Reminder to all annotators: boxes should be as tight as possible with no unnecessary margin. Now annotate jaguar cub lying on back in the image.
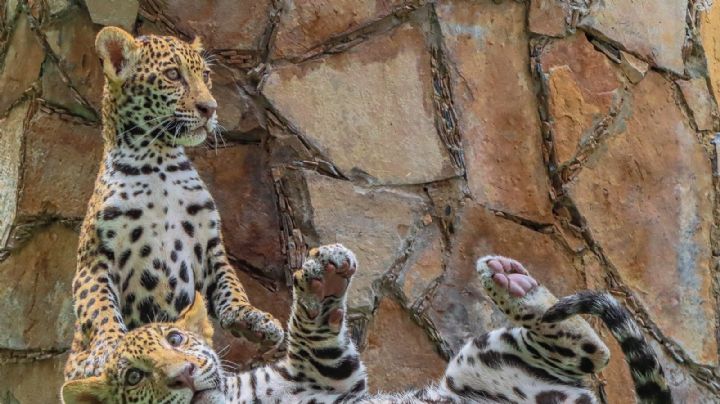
[65,27,282,379]
[62,245,672,403]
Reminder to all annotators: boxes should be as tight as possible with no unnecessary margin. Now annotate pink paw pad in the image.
[487,257,538,297]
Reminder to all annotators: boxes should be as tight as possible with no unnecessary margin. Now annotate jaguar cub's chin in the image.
[190,389,225,404]
[173,126,208,146]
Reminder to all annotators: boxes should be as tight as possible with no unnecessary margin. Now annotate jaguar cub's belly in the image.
[98,184,219,329]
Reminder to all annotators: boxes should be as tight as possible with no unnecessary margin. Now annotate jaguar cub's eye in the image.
[202,70,210,83]
[166,330,185,347]
[126,368,144,386]
[164,68,181,81]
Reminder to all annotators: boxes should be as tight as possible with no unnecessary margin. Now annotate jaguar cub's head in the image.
[62,293,224,404]
[95,26,217,148]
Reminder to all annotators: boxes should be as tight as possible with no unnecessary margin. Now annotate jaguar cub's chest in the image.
[96,161,220,328]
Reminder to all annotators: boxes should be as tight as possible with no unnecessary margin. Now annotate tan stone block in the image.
[619,51,649,84]
[701,4,720,104]
[578,0,687,74]
[398,224,444,306]
[264,23,456,185]
[84,0,138,31]
[363,298,446,393]
[0,15,44,114]
[273,0,412,59]
[17,112,102,219]
[189,145,284,280]
[0,223,78,350]
[0,102,28,247]
[677,78,716,131]
[0,354,67,403]
[437,0,553,222]
[539,34,622,163]
[284,170,427,312]
[41,7,104,117]
[427,202,583,351]
[568,72,717,364]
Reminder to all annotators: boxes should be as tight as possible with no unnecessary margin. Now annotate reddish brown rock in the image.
[567,72,717,365]
[0,14,44,114]
[0,354,67,403]
[436,0,553,223]
[17,112,102,219]
[677,78,716,131]
[427,202,583,351]
[189,145,285,281]
[362,298,446,393]
[539,34,622,163]
[263,23,456,185]
[42,7,103,117]
[150,0,273,51]
[578,0,686,74]
[528,0,568,37]
[0,224,78,350]
[272,0,412,60]
[0,102,28,246]
[398,223,444,306]
[285,170,427,312]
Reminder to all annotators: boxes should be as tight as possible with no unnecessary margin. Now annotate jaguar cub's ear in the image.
[175,291,214,345]
[190,36,204,52]
[61,376,107,404]
[95,26,139,83]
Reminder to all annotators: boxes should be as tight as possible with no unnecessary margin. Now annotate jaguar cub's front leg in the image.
[286,244,367,398]
[208,240,284,347]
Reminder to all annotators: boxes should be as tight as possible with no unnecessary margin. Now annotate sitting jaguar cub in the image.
[65,27,282,380]
[62,245,672,403]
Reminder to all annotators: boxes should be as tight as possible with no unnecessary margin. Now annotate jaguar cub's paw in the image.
[224,308,285,346]
[294,244,357,322]
[476,255,538,298]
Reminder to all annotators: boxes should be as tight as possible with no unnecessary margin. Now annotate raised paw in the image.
[477,255,538,297]
[223,308,285,346]
[294,244,357,321]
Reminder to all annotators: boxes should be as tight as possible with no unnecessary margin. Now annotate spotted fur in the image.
[64,27,283,380]
[542,292,672,403]
[62,246,672,403]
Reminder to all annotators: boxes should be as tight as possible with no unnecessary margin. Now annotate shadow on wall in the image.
[1,0,719,402]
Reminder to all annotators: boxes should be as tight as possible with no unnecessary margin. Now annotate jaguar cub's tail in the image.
[542,291,672,404]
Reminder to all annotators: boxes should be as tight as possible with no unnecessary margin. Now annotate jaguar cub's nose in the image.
[195,100,217,119]
[166,363,197,391]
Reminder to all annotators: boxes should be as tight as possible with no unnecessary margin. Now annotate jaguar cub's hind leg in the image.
[477,256,610,377]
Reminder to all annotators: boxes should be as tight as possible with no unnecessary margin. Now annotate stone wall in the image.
[1,0,719,402]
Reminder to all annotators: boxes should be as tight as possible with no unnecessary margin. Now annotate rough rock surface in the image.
[0,103,27,246]
[568,72,717,365]
[263,23,456,185]
[17,112,102,219]
[578,0,687,74]
[437,0,553,223]
[288,170,427,312]
[0,15,44,114]
[272,0,413,60]
[539,34,622,163]
[362,298,446,393]
[0,223,77,350]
